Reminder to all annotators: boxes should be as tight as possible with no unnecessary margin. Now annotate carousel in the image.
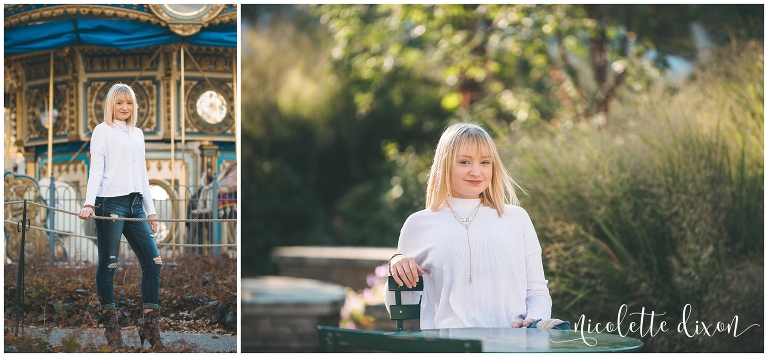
[3,4,237,262]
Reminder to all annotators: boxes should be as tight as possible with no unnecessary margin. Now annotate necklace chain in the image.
[446,200,482,284]
[115,121,135,163]
[116,120,130,133]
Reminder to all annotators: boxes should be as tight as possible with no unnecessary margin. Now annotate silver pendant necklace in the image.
[446,200,482,284]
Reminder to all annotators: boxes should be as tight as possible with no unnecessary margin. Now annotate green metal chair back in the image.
[388,275,423,331]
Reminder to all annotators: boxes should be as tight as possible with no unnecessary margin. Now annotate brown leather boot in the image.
[103,310,124,348]
[138,310,165,349]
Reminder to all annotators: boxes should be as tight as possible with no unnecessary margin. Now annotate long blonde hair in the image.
[425,123,521,216]
[103,83,139,129]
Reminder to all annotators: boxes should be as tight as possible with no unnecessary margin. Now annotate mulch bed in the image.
[4,254,237,337]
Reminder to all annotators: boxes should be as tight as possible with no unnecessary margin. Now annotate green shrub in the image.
[504,41,763,352]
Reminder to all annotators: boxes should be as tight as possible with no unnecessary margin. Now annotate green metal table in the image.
[390,328,643,352]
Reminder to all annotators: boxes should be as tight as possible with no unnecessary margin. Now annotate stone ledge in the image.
[242,301,344,316]
[241,276,346,316]
[271,246,396,266]
[271,246,397,290]
[241,276,346,352]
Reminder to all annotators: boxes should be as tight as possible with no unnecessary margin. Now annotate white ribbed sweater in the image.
[384,197,552,328]
[84,122,156,215]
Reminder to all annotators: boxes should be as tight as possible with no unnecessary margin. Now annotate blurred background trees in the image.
[241,5,762,351]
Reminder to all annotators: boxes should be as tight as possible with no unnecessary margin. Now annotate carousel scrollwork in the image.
[25,84,72,140]
[185,80,234,135]
[3,172,66,261]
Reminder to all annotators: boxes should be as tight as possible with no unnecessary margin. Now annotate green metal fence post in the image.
[212,178,220,257]
[48,174,56,262]
[14,199,30,335]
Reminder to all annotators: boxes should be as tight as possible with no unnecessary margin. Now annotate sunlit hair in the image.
[103,83,139,129]
[425,123,521,216]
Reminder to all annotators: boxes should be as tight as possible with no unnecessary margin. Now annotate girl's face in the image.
[113,95,133,121]
[450,145,493,199]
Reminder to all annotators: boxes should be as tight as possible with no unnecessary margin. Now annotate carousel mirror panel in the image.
[185,80,234,135]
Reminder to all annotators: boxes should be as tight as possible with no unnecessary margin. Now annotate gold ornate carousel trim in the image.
[5,5,166,28]
[147,4,235,37]
[4,44,234,65]
[4,5,237,36]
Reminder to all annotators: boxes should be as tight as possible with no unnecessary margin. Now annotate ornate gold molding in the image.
[148,4,231,36]
[82,52,159,73]
[5,4,236,30]
[168,23,203,37]
[25,83,73,141]
[184,80,234,135]
[4,64,22,92]
[5,5,165,28]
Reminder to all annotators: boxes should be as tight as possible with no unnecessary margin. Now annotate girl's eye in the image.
[482,161,491,165]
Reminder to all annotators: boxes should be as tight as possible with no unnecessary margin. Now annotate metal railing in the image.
[3,175,237,263]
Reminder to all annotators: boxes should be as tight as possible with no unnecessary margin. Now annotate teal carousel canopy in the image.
[4,4,236,54]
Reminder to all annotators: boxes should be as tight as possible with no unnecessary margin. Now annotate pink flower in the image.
[344,292,364,313]
[366,274,379,288]
[374,263,389,278]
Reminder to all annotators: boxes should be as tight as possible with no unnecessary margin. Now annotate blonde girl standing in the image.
[77,83,164,349]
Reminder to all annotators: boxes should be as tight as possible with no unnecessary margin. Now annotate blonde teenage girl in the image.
[385,123,554,329]
[77,83,164,349]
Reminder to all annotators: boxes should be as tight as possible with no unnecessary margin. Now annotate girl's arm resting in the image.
[84,151,105,206]
[389,255,425,288]
[383,215,426,313]
[140,173,156,216]
[520,208,552,319]
[84,126,107,206]
[524,249,552,320]
[139,135,156,216]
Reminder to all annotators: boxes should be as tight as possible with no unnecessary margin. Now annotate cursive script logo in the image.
[567,304,760,347]
[550,335,598,346]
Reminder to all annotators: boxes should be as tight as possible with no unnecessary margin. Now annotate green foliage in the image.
[60,334,80,353]
[241,6,449,275]
[314,4,660,127]
[3,332,51,353]
[504,41,763,352]
[240,5,763,285]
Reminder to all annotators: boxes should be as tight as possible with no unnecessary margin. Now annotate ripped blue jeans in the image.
[95,193,161,311]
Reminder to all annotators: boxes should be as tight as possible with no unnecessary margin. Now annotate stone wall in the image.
[241,276,346,352]
[243,247,414,352]
[272,246,396,291]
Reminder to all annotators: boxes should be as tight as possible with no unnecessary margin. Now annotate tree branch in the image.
[595,5,632,114]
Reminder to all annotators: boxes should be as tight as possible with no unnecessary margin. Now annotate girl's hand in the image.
[148,214,158,234]
[77,207,94,220]
[511,318,538,328]
[390,255,425,289]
